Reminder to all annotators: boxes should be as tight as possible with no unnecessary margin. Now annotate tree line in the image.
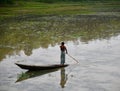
[0,0,14,5]
[29,0,120,3]
[0,0,119,5]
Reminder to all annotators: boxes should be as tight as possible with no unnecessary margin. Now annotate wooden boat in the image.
[15,63,69,71]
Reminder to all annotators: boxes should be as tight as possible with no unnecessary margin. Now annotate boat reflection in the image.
[60,68,68,88]
[16,68,59,82]
[16,67,68,88]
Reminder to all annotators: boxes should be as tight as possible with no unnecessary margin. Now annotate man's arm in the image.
[65,47,68,54]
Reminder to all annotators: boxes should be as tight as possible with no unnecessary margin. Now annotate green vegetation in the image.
[0,15,120,60]
[0,0,120,5]
[0,0,14,5]
[0,0,120,60]
[0,0,120,19]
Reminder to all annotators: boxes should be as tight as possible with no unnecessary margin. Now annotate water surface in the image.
[0,15,120,91]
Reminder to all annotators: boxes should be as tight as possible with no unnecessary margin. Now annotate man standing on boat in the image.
[60,42,68,65]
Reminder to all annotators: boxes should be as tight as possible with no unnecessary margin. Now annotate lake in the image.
[0,15,120,91]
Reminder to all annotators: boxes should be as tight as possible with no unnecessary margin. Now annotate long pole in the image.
[67,54,79,63]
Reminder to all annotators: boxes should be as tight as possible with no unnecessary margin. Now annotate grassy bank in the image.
[0,1,120,20]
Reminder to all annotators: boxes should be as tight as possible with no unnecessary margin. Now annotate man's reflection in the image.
[60,68,68,88]
[23,44,32,56]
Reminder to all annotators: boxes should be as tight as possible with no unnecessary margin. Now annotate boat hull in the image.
[15,63,69,71]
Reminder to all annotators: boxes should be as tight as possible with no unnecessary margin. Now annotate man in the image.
[60,42,68,65]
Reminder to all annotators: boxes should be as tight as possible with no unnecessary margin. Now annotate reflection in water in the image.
[16,69,58,82]
[60,68,68,88]
[23,44,33,56]
[0,15,120,60]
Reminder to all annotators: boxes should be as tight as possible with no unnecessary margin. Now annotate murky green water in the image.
[0,15,120,91]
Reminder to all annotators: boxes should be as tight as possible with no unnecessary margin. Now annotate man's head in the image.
[61,42,64,45]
